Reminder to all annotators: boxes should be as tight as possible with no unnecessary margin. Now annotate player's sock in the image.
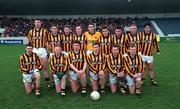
[45,78,51,89]
[81,86,87,96]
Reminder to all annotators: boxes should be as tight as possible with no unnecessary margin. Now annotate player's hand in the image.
[99,70,104,76]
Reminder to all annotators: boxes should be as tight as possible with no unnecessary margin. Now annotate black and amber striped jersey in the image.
[28,28,48,48]
[123,53,144,77]
[125,33,141,53]
[87,52,106,73]
[73,33,85,50]
[61,33,73,52]
[112,34,126,54]
[68,50,86,70]
[50,53,68,73]
[99,34,112,55]
[140,32,160,56]
[83,31,101,51]
[19,53,42,73]
[107,53,124,75]
[47,32,62,53]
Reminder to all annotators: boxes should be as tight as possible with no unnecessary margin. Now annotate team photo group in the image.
[19,19,160,98]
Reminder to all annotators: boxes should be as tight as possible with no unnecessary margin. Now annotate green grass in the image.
[0,42,180,109]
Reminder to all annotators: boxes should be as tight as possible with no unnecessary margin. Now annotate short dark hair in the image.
[130,23,137,27]
[73,40,80,45]
[101,25,109,30]
[115,25,122,30]
[88,22,94,26]
[143,23,151,28]
[111,44,119,48]
[64,25,70,29]
[93,42,100,47]
[26,43,33,47]
[55,43,62,48]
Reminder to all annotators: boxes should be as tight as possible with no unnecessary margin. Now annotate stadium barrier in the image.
[0,37,28,45]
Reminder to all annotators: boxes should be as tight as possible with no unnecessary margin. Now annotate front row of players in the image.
[19,41,144,97]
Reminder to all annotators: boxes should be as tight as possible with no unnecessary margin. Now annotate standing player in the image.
[87,42,107,96]
[73,25,85,51]
[112,26,126,55]
[49,45,68,96]
[61,25,73,55]
[107,44,126,94]
[19,44,42,96]
[47,24,62,54]
[140,23,160,86]
[99,26,112,55]
[125,23,141,55]
[68,40,87,96]
[124,45,144,95]
[83,22,101,55]
[27,19,51,89]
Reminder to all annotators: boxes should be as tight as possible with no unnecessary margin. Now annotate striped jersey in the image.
[50,53,68,73]
[47,32,62,53]
[19,52,42,73]
[123,53,144,77]
[28,28,48,48]
[87,52,106,73]
[140,32,160,56]
[112,34,126,54]
[68,50,86,70]
[107,53,124,75]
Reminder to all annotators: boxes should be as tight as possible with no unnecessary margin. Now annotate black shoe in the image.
[120,88,126,95]
[151,80,159,86]
[101,90,106,96]
[135,90,142,98]
[61,92,66,96]
[35,90,41,97]
[81,90,87,97]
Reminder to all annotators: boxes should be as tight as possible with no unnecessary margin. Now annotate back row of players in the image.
[19,19,160,97]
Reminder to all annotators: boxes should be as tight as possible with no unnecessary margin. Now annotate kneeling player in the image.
[107,44,126,94]
[68,40,87,96]
[124,45,144,95]
[19,44,42,96]
[87,42,107,96]
[50,45,68,96]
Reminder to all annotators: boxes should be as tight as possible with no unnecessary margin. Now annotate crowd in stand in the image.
[0,17,134,37]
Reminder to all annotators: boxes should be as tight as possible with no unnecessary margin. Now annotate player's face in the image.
[130,25,137,34]
[64,27,70,35]
[55,47,61,55]
[102,29,109,37]
[26,46,33,55]
[112,47,119,56]
[73,43,80,51]
[129,47,136,56]
[88,25,94,33]
[144,25,151,34]
[75,26,82,35]
[115,29,122,36]
[51,26,58,34]
[34,20,42,29]
[93,45,99,53]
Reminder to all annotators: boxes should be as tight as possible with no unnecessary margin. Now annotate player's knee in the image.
[35,74,41,80]
[136,78,141,83]
[99,73,105,79]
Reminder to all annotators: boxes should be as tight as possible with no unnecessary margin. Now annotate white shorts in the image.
[89,71,98,81]
[141,55,153,63]
[33,48,47,58]
[109,73,117,84]
[69,70,78,81]
[86,50,93,55]
[22,69,40,83]
[126,74,135,86]
[53,74,67,84]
